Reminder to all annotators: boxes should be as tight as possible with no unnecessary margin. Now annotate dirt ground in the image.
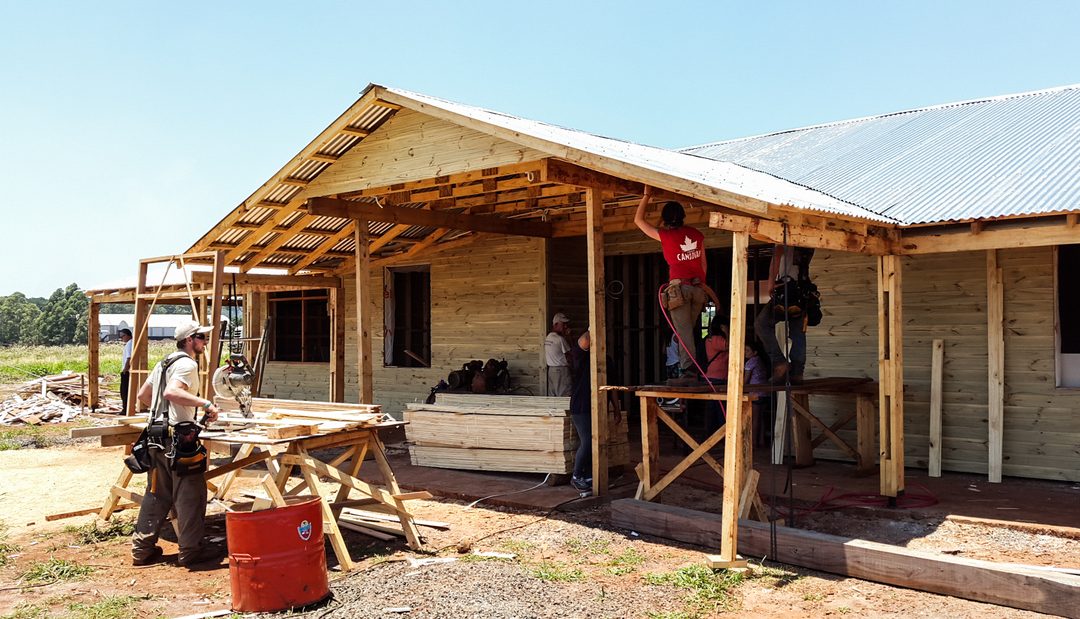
[1,433,1075,619]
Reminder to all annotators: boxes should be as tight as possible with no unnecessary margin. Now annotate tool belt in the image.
[170,421,208,477]
[661,278,699,310]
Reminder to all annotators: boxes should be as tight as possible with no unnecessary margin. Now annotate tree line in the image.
[0,286,192,346]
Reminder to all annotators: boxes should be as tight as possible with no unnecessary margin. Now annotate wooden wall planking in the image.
[307,109,548,197]
[261,235,546,418]
[804,246,1080,482]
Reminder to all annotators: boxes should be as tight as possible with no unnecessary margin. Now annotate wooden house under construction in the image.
[86,83,1080,573]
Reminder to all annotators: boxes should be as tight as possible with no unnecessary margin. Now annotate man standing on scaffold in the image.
[635,186,707,386]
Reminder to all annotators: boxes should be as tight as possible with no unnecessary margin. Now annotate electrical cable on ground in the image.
[464,474,553,509]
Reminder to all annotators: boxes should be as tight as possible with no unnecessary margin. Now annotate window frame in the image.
[383,266,432,368]
[267,289,331,363]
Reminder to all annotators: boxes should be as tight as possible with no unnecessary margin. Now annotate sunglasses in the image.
[192,333,207,341]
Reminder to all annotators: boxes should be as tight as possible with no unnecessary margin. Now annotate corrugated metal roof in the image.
[681,85,1080,225]
[380,86,895,223]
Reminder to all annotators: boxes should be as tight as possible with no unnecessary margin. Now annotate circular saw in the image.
[212,355,255,417]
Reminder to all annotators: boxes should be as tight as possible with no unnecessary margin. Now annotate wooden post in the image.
[637,396,660,499]
[538,238,551,394]
[987,251,1004,483]
[877,255,904,498]
[855,394,876,474]
[790,393,814,466]
[584,188,608,495]
[929,339,945,477]
[128,261,150,416]
[329,285,346,402]
[710,230,749,568]
[87,300,100,410]
[354,221,374,404]
[246,292,264,362]
[203,251,226,399]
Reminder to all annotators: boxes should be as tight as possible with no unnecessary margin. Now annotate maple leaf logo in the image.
[680,236,698,253]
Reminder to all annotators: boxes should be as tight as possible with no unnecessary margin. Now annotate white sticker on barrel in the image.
[297,519,312,541]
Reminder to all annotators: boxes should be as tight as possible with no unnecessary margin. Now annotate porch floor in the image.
[354,439,1080,533]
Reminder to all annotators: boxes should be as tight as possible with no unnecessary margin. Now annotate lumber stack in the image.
[1,372,97,425]
[405,393,629,474]
[72,396,387,445]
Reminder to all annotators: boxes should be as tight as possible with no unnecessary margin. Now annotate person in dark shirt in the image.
[568,330,621,492]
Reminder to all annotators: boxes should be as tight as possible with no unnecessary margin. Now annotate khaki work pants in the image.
[669,284,707,373]
[546,365,572,397]
[131,447,208,563]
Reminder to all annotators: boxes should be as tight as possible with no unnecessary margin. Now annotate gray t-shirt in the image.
[148,352,200,425]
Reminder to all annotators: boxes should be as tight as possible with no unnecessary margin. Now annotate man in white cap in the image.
[131,320,223,568]
[545,312,573,396]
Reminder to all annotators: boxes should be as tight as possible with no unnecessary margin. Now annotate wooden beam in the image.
[585,188,608,495]
[288,223,356,275]
[202,251,226,399]
[355,222,374,404]
[877,255,904,497]
[710,211,892,255]
[307,197,553,238]
[611,499,1080,618]
[987,250,1005,483]
[541,158,718,207]
[714,230,750,567]
[329,286,346,402]
[929,339,945,478]
[88,301,100,410]
[236,214,319,272]
[899,217,1080,254]
[128,261,150,416]
[190,272,341,290]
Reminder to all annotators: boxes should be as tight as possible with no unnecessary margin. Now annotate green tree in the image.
[0,293,42,345]
[34,284,89,345]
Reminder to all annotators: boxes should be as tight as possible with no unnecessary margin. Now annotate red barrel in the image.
[226,497,330,612]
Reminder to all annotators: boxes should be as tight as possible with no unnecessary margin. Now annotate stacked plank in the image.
[70,396,387,445]
[405,393,629,474]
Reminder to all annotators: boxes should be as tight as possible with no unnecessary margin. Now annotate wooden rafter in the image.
[190,87,389,256]
[307,197,553,237]
[288,222,356,275]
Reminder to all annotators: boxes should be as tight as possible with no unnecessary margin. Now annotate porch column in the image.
[128,261,150,416]
[203,251,226,398]
[712,230,749,568]
[329,285,346,402]
[354,221,374,404]
[877,255,905,497]
[585,187,609,495]
[987,250,1004,483]
[87,300,100,410]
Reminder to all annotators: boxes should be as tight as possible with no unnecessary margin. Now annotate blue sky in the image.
[1,1,1077,297]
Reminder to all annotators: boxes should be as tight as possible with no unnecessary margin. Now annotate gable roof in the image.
[376,86,892,223]
[681,84,1080,225]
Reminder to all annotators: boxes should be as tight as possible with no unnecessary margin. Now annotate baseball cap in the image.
[552,312,570,325]
[174,320,213,341]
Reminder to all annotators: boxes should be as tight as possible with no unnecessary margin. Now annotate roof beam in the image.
[898,216,1080,255]
[709,212,893,255]
[288,223,356,275]
[190,272,341,291]
[307,197,553,238]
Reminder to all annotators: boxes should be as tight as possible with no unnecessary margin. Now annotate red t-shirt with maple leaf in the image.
[658,226,706,281]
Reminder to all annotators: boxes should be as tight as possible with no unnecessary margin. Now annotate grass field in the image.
[0,342,174,384]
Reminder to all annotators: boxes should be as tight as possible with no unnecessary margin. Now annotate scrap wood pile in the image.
[404,393,629,474]
[70,396,387,445]
[0,372,96,425]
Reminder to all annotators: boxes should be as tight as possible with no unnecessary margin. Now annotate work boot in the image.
[769,361,790,384]
[178,544,226,568]
[131,546,164,567]
[570,476,592,491]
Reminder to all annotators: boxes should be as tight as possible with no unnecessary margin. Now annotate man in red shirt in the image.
[635,187,707,385]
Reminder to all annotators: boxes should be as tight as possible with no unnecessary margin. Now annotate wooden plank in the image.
[202,251,226,398]
[328,284,345,403]
[355,221,374,404]
[789,397,859,461]
[190,272,341,290]
[295,446,354,572]
[88,301,100,409]
[204,449,272,481]
[877,255,905,497]
[987,251,1004,483]
[855,394,877,474]
[709,212,891,255]
[585,187,608,495]
[790,394,815,466]
[266,424,320,440]
[772,393,787,465]
[308,197,552,238]
[128,261,150,416]
[929,338,945,477]
[611,499,1080,618]
[899,217,1080,255]
[720,229,749,564]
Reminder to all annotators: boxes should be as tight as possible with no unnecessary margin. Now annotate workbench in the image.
[78,397,427,572]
